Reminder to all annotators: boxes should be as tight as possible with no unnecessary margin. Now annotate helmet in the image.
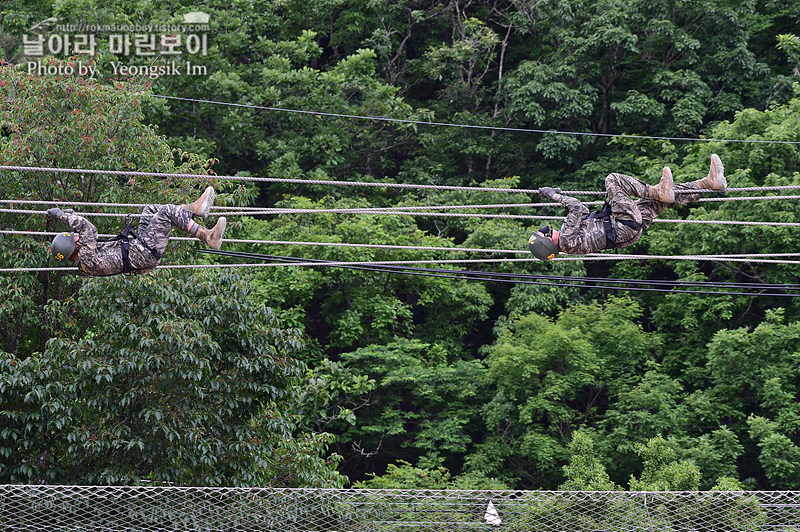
[529,232,559,261]
[50,232,76,261]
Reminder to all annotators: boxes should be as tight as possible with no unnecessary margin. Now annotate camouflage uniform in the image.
[554,173,704,255]
[63,204,194,276]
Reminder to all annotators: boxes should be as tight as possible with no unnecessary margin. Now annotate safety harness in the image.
[588,201,642,249]
[100,219,162,274]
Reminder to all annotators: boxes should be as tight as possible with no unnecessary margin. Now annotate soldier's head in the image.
[529,226,560,261]
[49,232,79,262]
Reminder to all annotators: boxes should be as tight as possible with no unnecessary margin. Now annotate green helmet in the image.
[50,232,76,262]
[529,232,559,261]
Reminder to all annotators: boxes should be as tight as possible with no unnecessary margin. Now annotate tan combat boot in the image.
[182,186,216,219]
[648,166,676,203]
[696,154,727,191]
[195,217,227,250]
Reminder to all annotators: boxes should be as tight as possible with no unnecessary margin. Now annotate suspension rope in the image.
[209,251,800,289]
[3,259,795,297]
[5,253,800,274]
[6,230,800,257]
[0,199,573,209]
[0,230,526,254]
[3,195,799,212]
[180,195,800,211]
[0,165,578,195]
[5,207,799,226]
[199,251,800,298]
[3,163,799,195]
[151,94,800,146]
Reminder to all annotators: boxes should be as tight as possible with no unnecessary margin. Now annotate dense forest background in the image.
[2,0,800,491]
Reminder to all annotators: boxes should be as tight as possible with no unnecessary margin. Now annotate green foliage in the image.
[0,60,218,357]
[4,0,800,492]
[476,297,658,487]
[297,358,376,432]
[240,197,494,356]
[0,61,339,487]
[628,436,700,491]
[335,339,488,478]
[0,272,342,487]
[560,430,620,491]
[354,459,509,490]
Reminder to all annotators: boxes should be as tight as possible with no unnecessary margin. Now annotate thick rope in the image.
[0,165,582,195]
[0,200,575,209]
[0,230,526,254]
[5,253,800,273]
[3,163,799,195]
[6,231,800,257]
[5,207,799,226]
[3,195,800,212]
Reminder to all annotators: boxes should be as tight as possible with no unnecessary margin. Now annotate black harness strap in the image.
[99,219,162,274]
[588,201,642,249]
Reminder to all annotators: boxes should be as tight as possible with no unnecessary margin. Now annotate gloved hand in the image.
[46,207,65,220]
[538,187,562,199]
[45,208,74,220]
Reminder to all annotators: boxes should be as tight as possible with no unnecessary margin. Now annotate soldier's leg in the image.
[637,154,726,227]
[605,173,645,226]
[140,203,227,252]
[137,204,195,257]
[137,205,159,234]
[181,187,215,219]
[636,181,702,229]
[674,153,726,204]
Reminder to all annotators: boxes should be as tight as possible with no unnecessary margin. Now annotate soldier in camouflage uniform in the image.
[46,187,226,276]
[528,154,727,260]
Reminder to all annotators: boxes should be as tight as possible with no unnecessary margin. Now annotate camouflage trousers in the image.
[605,173,704,247]
[136,204,195,259]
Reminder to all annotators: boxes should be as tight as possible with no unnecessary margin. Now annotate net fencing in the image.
[1,485,798,531]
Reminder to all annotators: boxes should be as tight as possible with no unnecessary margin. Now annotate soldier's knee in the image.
[605,173,619,187]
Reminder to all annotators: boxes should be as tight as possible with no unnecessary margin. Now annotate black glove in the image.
[45,208,74,220]
[46,207,65,220]
[538,187,561,200]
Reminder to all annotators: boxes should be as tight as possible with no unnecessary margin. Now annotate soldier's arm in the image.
[60,212,99,257]
[552,192,589,231]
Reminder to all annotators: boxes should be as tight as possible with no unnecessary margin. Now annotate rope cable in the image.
[3,257,799,297]
[202,250,800,297]
[0,251,800,297]
[5,207,799,226]
[4,195,800,211]
[201,250,800,291]
[4,230,800,261]
[7,164,798,195]
[0,164,572,195]
[5,255,800,273]
[150,94,800,146]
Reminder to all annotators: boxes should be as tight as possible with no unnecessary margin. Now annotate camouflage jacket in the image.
[552,193,611,255]
[62,213,159,276]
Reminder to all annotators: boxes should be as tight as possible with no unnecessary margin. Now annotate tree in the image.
[334,339,489,482]
[704,309,800,489]
[239,196,494,357]
[628,436,700,491]
[354,459,508,489]
[476,297,659,487]
[0,271,343,487]
[560,429,620,491]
